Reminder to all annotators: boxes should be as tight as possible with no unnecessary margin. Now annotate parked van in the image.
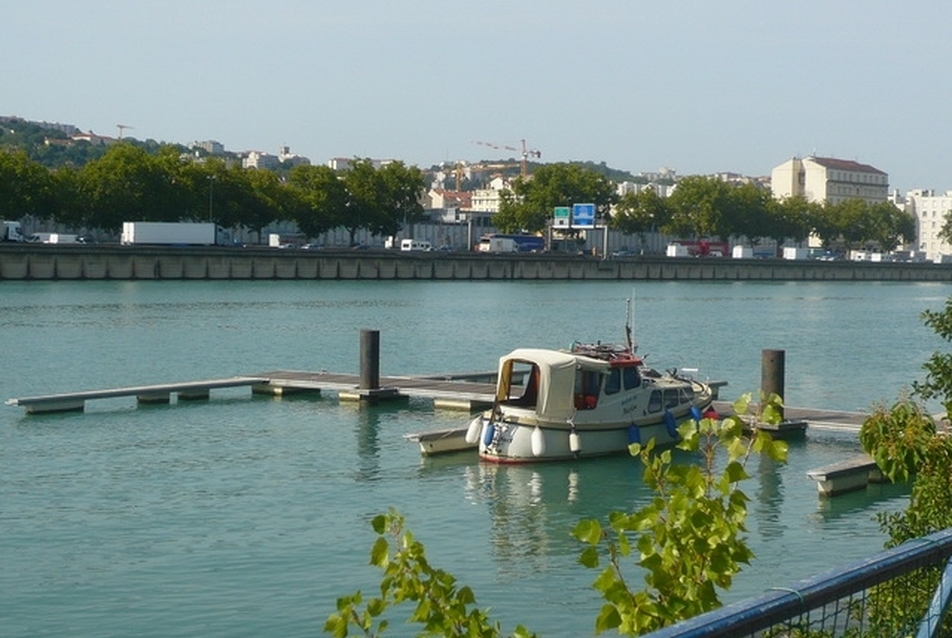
[400,239,432,252]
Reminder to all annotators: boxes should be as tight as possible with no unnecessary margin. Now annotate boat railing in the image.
[641,527,952,638]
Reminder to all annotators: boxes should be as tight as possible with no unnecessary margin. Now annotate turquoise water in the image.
[1,280,948,637]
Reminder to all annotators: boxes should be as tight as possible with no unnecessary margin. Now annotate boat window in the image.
[679,387,695,402]
[663,389,679,409]
[623,367,641,390]
[501,361,539,408]
[647,390,662,413]
[605,369,621,395]
[574,369,601,410]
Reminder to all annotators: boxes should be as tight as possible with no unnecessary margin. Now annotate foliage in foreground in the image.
[856,295,952,637]
[572,393,787,635]
[326,393,787,637]
[324,509,536,638]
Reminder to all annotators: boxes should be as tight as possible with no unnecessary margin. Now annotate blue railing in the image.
[644,528,952,638]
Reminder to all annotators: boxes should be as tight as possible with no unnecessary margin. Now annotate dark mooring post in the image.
[761,348,785,420]
[359,329,380,390]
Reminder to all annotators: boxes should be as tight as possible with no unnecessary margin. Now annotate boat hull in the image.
[474,399,712,463]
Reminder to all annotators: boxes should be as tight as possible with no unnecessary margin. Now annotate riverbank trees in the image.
[0,145,424,245]
[0,146,915,252]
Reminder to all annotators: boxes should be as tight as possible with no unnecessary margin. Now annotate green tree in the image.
[495,163,616,234]
[664,176,734,240]
[725,182,772,246]
[865,201,915,252]
[288,164,348,240]
[611,189,671,252]
[341,159,386,246]
[573,394,786,635]
[858,297,952,637]
[77,143,180,231]
[770,195,818,248]
[0,149,55,220]
[377,161,426,236]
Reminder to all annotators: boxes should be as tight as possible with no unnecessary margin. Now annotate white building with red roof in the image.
[771,155,889,205]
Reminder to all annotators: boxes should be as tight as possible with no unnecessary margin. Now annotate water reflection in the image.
[462,458,653,578]
[752,454,785,539]
[812,481,910,520]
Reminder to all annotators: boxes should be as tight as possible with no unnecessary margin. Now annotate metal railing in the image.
[644,528,952,638]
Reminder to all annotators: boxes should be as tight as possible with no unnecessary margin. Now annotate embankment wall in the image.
[1,245,951,281]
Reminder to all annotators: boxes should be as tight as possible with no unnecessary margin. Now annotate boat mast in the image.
[625,297,634,352]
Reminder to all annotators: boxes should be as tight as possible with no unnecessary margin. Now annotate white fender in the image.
[569,429,581,453]
[530,426,546,457]
[465,416,482,444]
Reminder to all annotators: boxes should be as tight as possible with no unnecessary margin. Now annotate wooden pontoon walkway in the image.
[5,369,870,432]
[4,370,499,414]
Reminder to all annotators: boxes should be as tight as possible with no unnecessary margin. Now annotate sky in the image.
[4,1,950,193]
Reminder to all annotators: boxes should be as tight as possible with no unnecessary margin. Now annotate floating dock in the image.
[4,371,498,414]
[5,366,884,499]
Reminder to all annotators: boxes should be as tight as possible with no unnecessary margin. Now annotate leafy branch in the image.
[325,509,536,638]
[572,393,788,635]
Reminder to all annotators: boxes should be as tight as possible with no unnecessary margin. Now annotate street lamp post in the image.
[207,175,216,222]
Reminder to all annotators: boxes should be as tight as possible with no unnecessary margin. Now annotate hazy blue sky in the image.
[4,1,949,192]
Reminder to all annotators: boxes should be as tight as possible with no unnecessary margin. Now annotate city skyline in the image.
[4,2,951,194]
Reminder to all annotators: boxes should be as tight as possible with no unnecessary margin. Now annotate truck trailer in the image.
[1,221,26,242]
[121,222,228,246]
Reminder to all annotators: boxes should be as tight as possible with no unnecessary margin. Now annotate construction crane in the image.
[473,139,541,178]
[117,124,134,140]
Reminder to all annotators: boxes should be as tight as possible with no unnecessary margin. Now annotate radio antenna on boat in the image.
[625,297,634,352]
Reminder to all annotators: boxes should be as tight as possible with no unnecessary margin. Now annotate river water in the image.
[1,280,949,637]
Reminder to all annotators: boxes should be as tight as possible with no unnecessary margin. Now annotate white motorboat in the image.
[466,336,716,463]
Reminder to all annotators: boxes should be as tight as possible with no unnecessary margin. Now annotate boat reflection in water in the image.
[459,457,653,578]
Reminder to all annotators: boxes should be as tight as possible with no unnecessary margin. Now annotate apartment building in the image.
[897,189,952,261]
[771,156,889,205]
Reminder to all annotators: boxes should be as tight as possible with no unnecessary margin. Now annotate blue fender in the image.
[627,424,641,445]
[482,423,496,447]
[664,410,679,439]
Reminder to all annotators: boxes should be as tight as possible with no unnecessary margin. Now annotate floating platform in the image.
[5,377,271,414]
[806,455,884,496]
[4,371,498,415]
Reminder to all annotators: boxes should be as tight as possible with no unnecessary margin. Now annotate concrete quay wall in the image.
[2,245,952,282]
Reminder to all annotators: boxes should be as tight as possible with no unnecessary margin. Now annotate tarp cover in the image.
[497,348,609,420]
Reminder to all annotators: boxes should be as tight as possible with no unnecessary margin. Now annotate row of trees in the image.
[497,167,918,252]
[0,145,426,245]
[1,144,919,251]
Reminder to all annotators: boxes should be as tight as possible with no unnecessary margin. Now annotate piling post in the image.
[755,348,807,438]
[340,329,403,404]
[761,348,785,421]
[359,329,380,390]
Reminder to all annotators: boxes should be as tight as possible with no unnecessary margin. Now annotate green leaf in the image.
[595,603,622,632]
[369,537,389,568]
[579,546,600,569]
[371,513,388,535]
[572,518,602,545]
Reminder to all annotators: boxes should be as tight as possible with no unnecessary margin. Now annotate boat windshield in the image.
[499,361,540,408]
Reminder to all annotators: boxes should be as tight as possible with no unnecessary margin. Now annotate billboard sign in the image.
[572,203,596,229]
[553,206,570,228]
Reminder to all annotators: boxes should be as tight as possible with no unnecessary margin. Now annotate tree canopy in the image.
[495,163,617,234]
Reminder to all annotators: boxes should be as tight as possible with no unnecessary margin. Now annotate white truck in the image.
[1,221,26,242]
[121,222,228,246]
[477,236,518,253]
[31,232,80,244]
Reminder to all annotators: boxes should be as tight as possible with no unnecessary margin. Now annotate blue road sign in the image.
[572,203,595,228]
